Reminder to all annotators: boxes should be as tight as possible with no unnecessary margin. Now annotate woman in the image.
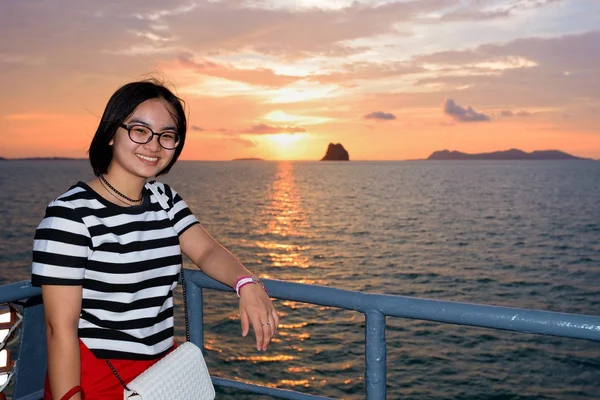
[31,80,279,399]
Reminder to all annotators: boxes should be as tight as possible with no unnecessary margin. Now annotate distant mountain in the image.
[321,143,350,161]
[231,157,265,161]
[427,149,588,161]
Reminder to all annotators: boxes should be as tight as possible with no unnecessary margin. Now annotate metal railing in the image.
[1,270,600,399]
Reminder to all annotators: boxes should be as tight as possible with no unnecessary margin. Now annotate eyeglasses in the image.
[119,123,181,150]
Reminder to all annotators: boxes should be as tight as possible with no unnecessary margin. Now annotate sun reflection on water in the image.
[230,354,296,363]
[278,379,311,388]
[279,322,309,329]
[279,301,314,310]
[255,162,311,270]
[287,366,313,373]
[235,162,336,394]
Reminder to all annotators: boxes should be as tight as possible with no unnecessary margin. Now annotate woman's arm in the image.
[42,285,83,400]
[179,224,279,351]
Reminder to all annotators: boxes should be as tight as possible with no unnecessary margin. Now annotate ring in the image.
[261,321,271,326]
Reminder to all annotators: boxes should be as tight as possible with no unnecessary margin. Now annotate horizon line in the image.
[2,158,597,162]
[0,148,594,162]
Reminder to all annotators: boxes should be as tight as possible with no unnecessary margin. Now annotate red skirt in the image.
[44,339,176,400]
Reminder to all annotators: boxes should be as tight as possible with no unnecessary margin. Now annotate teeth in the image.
[137,154,158,162]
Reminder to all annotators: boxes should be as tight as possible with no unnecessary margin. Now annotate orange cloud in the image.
[175,53,301,87]
[364,111,396,121]
[242,124,306,134]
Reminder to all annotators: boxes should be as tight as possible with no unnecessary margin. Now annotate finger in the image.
[270,309,279,336]
[261,317,272,350]
[251,314,265,351]
[240,306,249,337]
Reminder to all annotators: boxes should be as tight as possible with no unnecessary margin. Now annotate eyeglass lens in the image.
[127,125,180,149]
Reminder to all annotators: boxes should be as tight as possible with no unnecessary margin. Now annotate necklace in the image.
[99,174,143,203]
[99,179,135,206]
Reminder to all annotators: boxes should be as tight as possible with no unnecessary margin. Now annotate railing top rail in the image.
[188,272,600,342]
[3,273,600,343]
[0,281,40,304]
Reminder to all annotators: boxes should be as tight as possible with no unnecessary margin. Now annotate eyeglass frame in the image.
[119,123,181,150]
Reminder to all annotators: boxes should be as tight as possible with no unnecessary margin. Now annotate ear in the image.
[109,137,114,146]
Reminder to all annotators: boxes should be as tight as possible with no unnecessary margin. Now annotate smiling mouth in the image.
[136,154,159,162]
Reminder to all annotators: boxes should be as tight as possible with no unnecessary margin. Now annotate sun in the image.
[269,133,301,147]
[262,133,306,160]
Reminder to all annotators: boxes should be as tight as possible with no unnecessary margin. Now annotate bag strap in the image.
[106,181,190,390]
[145,181,190,340]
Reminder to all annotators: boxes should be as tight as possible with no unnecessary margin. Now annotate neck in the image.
[102,168,147,201]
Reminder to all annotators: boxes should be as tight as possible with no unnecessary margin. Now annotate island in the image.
[427,149,587,161]
[321,143,350,161]
[231,157,265,161]
[0,157,85,161]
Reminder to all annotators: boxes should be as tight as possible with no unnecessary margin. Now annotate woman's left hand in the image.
[178,225,280,350]
[239,282,279,351]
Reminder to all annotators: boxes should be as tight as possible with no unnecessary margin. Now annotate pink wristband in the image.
[235,276,268,297]
[235,276,253,296]
[237,280,254,296]
[235,275,253,288]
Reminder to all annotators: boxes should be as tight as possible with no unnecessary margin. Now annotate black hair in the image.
[88,79,187,177]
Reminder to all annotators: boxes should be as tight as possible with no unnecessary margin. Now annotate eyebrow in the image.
[127,118,177,131]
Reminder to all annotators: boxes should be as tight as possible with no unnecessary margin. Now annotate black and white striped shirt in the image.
[31,181,198,360]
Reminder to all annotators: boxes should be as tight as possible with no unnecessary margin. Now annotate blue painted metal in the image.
[2,271,600,399]
[364,311,386,399]
[189,271,600,341]
[0,281,40,303]
[0,281,47,400]
[12,296,46,399]
[183,272,205,349]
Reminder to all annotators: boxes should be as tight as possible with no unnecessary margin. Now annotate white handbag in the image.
[105,182,216,399]
[121,342,215,400]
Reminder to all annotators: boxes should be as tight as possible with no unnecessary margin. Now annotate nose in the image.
[144,134,162,152]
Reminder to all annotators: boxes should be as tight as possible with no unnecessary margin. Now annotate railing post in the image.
[13,297,46,400]
[365,310,386,399]
[183,269,205,349]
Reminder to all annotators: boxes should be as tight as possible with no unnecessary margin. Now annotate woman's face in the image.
[109,98,179,179]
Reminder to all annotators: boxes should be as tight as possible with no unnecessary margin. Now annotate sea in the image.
[0,159,599,399]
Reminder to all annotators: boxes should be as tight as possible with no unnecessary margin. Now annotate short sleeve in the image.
[165,185,199,236]
[31,200,91,286]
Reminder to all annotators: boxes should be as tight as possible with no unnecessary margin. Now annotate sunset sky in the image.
[1,0,599,161]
